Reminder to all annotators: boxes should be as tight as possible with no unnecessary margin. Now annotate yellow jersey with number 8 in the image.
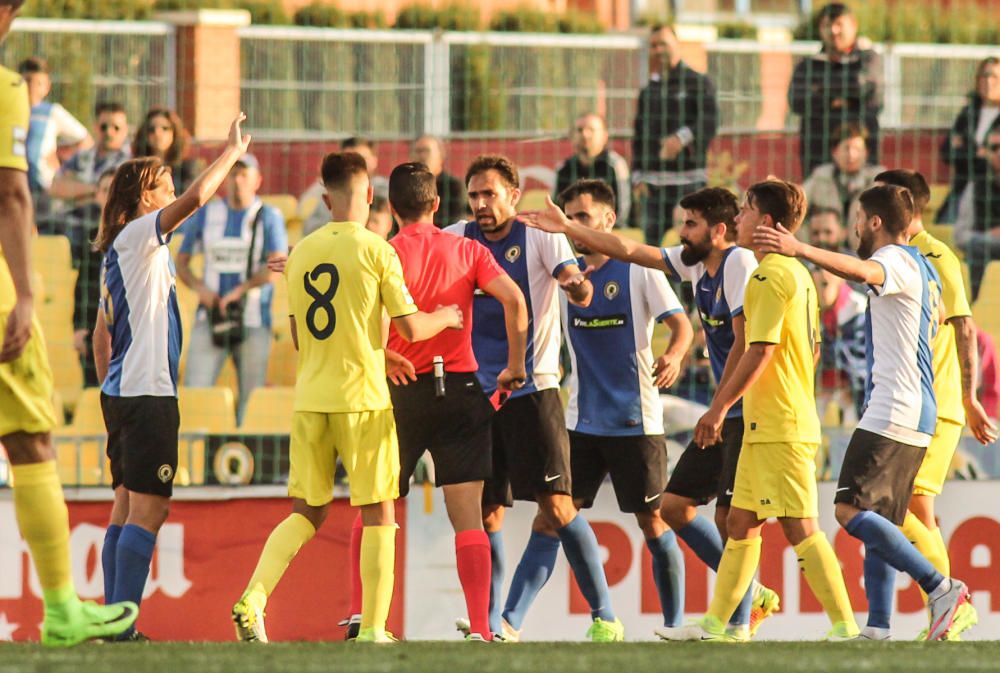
[742,253,822,445]
[285,221,418,414]
[0,64,30,312]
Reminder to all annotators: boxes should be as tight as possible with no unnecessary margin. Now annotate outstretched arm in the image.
[754,222,885,286]
[391,306,464,343]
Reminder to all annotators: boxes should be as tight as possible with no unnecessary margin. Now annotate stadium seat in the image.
[261,194,298,223]
[972,262,1000,348]
[925,223,955,252]
[53,387,109,486]
[928,184,950,224]
[178,386,237,486]
[241,387,294,433]
[285,217,304,246]
[266,334,298,387]
[47,335,84,413]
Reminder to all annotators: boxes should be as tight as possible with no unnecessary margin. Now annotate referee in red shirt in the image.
[386,162,529,641]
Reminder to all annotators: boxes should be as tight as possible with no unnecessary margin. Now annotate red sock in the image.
[456,529,492,640]
[349,512,363,616]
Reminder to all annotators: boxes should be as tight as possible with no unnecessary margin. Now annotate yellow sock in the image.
[11,462,75,607]
[708,537,761,623]
[929,527,950,576]
[794,532,855,627]
[245,513,315,603]
[901,511,950,577]
[360,525,397,632]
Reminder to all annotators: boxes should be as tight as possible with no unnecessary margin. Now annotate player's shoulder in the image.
[442,220,468,237]
[914,231,960,268]
[0,64,23,92]
[753,254,801,290]
[722,246,757,274]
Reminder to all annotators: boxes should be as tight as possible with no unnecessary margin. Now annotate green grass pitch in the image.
[3,641,1000,673]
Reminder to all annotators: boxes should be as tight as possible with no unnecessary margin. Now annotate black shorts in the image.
[570,431,668,513]
[665,416,744,506]
[101,393,179,497]
[834,428,926,525]
[390,372,494,497]
[482,388,571,506]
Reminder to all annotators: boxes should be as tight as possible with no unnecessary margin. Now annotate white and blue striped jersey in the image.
[563,258,684,436]
[660,245,757,419]
[445,218,576,397]
[859,244,941,447]
[100,210,182,398]
[178,198,288,328]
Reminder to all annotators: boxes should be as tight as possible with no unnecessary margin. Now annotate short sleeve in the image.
[0,74,28,172]
[443,221,467,237]
[934,248,972,320]
[51,104,90,145]
[660,245,700,283]
[745,270,788,345]
[722,248,757,317]
[640,266,684,321]
[533,228,577,278]
[115,209,167,258]
[263,206,289,256]
[471,239,504,290]
[868,246,909,297]
[178,208,205,255]
[380,245,419,319]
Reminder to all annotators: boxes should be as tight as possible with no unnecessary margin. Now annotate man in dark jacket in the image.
[956,129,1000,302]
[632,24,718,245]
[553,113,630,224]
[787,3,883,178]
[412,134,469,228]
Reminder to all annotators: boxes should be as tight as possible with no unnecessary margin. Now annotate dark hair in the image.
[97,166,117,184]
[746,179,808,234]
[974,57,1000,99]
[832,122,868,148]
[389,162,437,221]
[465,154,519,191]
[558,179,616,211]
[817,2,852,23]
[679,187,738,227]
[858,184,914,236]
[95,101,126,118]
[132,107,191,166]
[17,56,48,76]
[649,23,676,36]
[95,157,165,253]
[342,136,375,151]
[321,152,369,192]
[808,206,844,223]
[873,169,931,213]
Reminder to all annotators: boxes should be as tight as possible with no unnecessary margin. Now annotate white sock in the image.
[928,577,951,601]
[860,625,891,640]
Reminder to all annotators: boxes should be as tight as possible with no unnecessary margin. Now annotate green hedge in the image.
[794,1,1000,44]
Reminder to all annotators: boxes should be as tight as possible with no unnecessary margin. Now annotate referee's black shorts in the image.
[390,371,494,497]
[483,388,572,506]
[834,428,926,525]
[102,393,179,497]
[665,416,744,507]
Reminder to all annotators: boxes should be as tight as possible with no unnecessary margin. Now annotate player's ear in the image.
[510,186,522,208]
[321,192,332,214]
[367,184,374,206]
[432,195,441,214]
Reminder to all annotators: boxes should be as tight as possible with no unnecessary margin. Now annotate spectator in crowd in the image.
[553,113,631,224]
[411,134,468,228]
[17,56,92,229]
[131,107,205,194]
[955,128,1000,302]
[938,57,1000,223]
[302,137,388,236]
[366,195,395,240]
[807,207,851,253]
[803,123,884,240]
[632,24,718,245]
[978,327,1000,419]
[788,3,883,177]
[69,167,114,388]
[50,101,130,207]
[812,266,867,425]
[175,154,289,425]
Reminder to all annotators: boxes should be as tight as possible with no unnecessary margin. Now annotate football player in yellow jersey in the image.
[875,170,997,633]
[0,0,139,645]
[677,179,857,641]
[232,152,463,644]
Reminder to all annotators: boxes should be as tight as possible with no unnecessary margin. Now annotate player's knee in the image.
[539,494,577,529]
[714,506,730,538]
[636,510,667,539]
[658,493,692,529]
[0,431,54,465]
[777,517,815,546]
[482,505,505,532]
[834,503,858,528]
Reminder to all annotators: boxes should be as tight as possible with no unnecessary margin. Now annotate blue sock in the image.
[102,524,122,604]
[845,511,943,594]
[864,549,895,629]
[647,530,685,627]
[556,515,615,622]
[676,515,723,569]
[487,530,505,634]
[502,531,561,629]
[113,524,157,638]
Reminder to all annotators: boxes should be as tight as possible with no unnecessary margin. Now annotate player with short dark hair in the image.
[385,161,529,641]
[755,183,976,641]
[231,152,463,644]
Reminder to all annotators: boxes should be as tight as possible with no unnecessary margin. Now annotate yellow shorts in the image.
[912,418,964,497]
[731,441,819,519]
[0,312,57,437]
[288,409,400,507]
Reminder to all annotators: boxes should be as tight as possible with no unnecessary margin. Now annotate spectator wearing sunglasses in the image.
[132,107,204,194]
[50,101,131,206]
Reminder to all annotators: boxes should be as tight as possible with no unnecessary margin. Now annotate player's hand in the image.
[228,112,251,154]
[267,252,288,274]
[653,352,683,388]
[436,304,464,330]
[197,286,221,309]
[386,349,417,386]
[219,286,244,312]
[497,366,527,394]
[964,397,999,445]
[693,405,725,449]
[0,296,33,363]
[559,265,594,293]
[522,195,571,234]
[753,222,800,258]
[659,135,684,161]
[72,328,88,356]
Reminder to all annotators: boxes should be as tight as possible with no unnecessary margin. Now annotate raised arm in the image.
[523,195,667,271]
[754,222,885,286]
[158,113,251,236]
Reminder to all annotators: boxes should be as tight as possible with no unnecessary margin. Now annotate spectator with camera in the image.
[176,153,288,425]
